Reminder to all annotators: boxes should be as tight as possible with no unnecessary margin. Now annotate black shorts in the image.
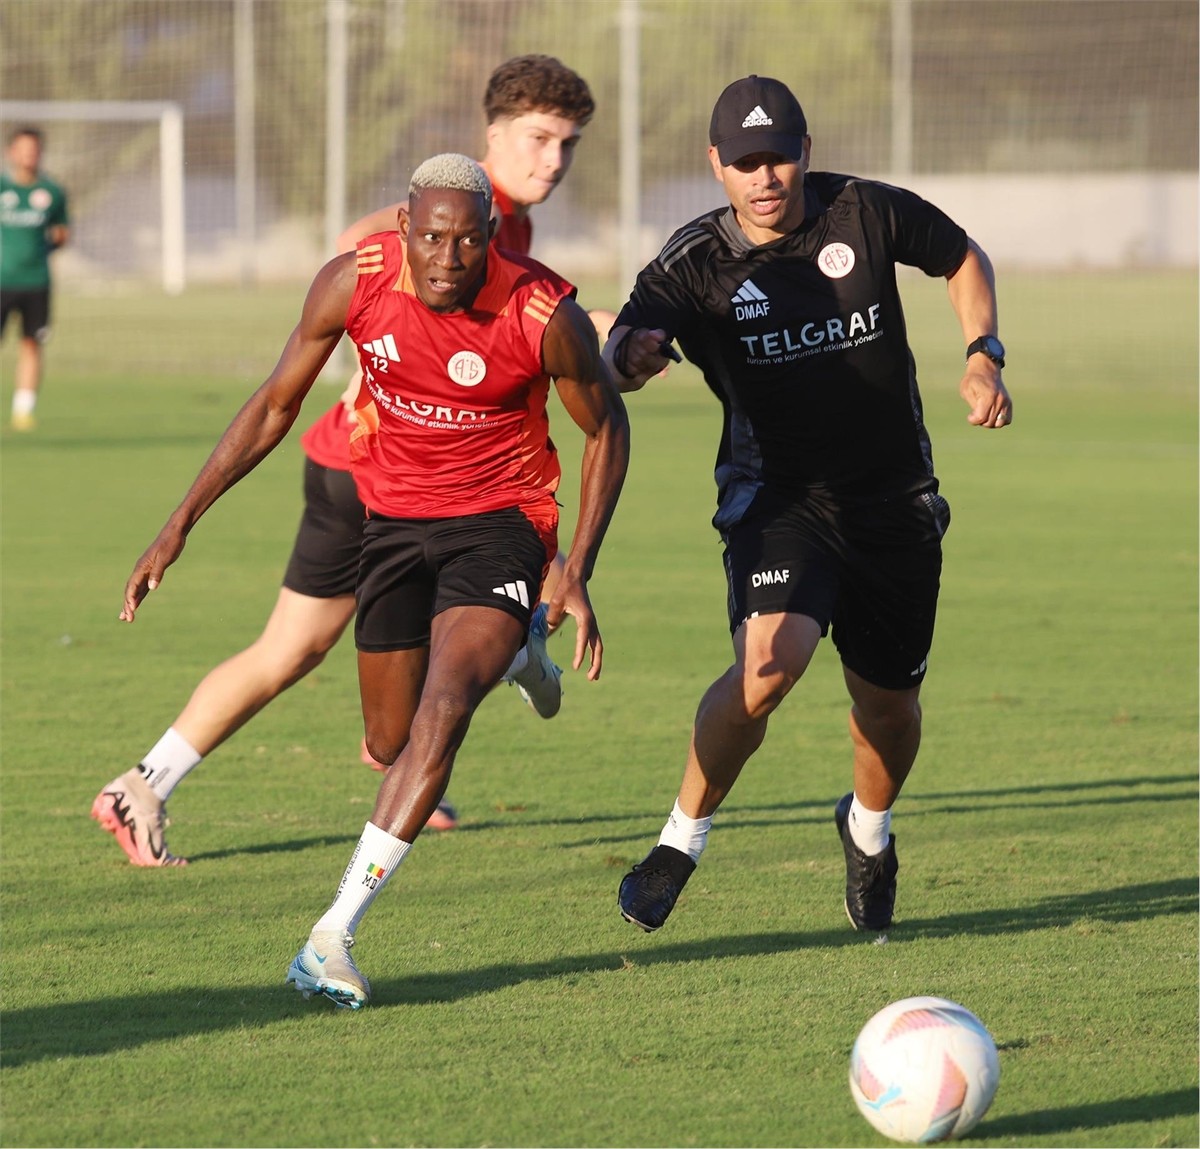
[721,488,951,689]
[355,507,551,653]
[281,459,364,598]
[0,288,51,341]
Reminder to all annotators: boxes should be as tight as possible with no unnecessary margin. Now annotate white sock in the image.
[657,798,712,862]
[313,821,411,936]
[847,794,892,856]
[12,389,36,416]
[137,727,202,800]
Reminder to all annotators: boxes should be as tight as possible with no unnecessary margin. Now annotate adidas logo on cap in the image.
[710,75,808,165]
[741,105,773,128]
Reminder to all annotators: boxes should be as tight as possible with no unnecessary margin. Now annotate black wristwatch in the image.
[966,334,1005,369]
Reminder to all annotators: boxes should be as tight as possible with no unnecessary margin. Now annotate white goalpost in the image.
[0,99,185,294]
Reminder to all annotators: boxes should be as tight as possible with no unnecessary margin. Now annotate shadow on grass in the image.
[2,878,1193,1069]
[184,834,360,862]
[897,876,1196,938]
[908,773,1196,801]
[169,773,1196,858]
[552,772,1197,847]
[980,1087,1198,1137]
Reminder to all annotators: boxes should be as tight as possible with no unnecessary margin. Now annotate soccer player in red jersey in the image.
[92,55,597,865]
[118,154,629,1008]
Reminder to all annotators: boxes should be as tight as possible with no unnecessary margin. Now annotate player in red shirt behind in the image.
[117,153,629,1009]
[92,55,597,865]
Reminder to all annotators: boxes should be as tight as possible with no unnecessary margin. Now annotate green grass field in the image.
[1,270,1196,1148]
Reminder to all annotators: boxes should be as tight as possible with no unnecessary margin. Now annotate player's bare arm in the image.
[947,238,1012,429]
[120,254,358,623]
[601,324,678,393]
[543,297,631,679]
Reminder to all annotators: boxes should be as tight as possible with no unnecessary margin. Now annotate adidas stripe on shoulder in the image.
[658,224,712,273]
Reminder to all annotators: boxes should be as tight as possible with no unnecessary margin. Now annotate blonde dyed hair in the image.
[408,153,493,215]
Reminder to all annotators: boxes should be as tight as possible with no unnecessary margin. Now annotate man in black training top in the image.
[604,75,1010,935]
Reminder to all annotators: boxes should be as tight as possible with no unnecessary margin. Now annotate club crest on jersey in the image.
[448,350,486,387]
[817,242,855,279]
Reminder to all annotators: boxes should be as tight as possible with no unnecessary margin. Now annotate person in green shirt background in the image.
[1,126,70,431]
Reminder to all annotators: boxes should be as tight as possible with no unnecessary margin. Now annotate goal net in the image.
[0,99,184,293]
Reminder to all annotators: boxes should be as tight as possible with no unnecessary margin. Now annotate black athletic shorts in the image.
[0,288,51,341]
[281,459,364,598]
[355,507,550,653]
[721,487,951,690]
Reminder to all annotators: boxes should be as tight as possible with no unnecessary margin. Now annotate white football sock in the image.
[11,389,36,417]
[137,727,202,800]
[313,821,411,936]
[657,799,712,862]
[847,794,892,856]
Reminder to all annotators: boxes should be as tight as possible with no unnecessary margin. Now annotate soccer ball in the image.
[849,996,1000,1143]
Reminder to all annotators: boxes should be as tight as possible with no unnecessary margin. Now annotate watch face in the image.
[983,336,1005,358]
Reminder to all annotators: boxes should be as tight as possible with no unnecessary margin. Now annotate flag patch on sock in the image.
[366,863,386,879]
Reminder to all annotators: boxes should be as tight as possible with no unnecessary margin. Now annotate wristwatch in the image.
[966,334,1005,368]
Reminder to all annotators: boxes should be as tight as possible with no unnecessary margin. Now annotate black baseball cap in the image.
[709,75,807,165]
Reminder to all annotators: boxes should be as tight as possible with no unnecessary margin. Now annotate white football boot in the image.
[286,929,370,1009]
[504,602,562,718]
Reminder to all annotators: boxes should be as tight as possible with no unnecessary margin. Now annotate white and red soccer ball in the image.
[849,996,1000,1143]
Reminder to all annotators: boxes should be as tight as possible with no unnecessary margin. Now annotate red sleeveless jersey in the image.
[345,231,575,521]
[300,171,533,471]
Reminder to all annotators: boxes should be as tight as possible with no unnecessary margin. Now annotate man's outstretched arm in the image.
[543,297,632,679]
[120,254,357,621]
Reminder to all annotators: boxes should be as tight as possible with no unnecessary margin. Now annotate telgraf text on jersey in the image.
[739,303,881,359]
